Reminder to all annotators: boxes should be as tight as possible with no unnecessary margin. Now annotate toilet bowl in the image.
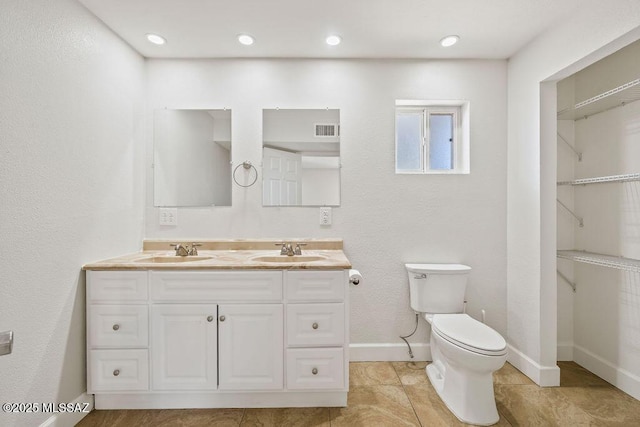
[426,313,506,426]
[405,264,507,426]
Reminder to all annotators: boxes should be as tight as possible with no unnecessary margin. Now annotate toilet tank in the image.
[405,263,471,313]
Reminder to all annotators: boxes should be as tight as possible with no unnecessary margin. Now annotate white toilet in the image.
[405,263,507,426]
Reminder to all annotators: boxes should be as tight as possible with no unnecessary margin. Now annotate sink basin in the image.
[252,255,327,263]
[135,256,214,263]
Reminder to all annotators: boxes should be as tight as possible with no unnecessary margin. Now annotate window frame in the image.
[395,100,470,175]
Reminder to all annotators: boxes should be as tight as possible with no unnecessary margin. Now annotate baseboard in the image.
[507,344,560,387]
[574,344,640,400]
[349,342,431,361]
[557,342,574,361]
[39,392,94,427]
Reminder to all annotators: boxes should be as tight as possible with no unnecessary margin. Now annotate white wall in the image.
[0,1,145,426]
[507,0,640,385]
[572,98,640,398]
[556,118,576,361]
[145,59,508,356]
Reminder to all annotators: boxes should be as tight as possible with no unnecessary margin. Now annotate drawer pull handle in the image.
[312,322,319,330]
[207,316,214,322]
[219,315,226,322]
[112,324,120,331]
[312,368,318,375]
[113,369,120,377]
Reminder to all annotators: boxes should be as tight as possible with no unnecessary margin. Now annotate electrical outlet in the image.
[319,207,332,226]
[159,208,178,226]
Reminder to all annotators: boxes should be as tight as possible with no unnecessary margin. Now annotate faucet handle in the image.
[189,243,202,256]
[275,242,288,255]
[294,243,307,255]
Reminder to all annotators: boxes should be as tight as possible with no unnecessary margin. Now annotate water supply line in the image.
[399,313,420,359]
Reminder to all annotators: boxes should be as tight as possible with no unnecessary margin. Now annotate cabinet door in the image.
[151,304,217,390]
[218,304,283,390]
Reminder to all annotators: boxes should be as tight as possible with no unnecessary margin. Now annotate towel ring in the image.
[233,161,258,188]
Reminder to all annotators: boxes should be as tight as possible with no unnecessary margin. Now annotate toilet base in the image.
[426,360,501,426]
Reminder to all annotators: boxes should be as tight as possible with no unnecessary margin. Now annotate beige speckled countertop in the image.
[83,239,352,271]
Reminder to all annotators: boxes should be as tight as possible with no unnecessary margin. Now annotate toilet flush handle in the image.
[414,274,427,279]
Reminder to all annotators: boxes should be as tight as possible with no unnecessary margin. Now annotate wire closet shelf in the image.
[557,77,640,121]
[557,173,640,186]
[557,250,640,274]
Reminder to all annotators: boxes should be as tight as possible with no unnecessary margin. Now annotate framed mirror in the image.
[153,109,232,207]
[262,109,340,206]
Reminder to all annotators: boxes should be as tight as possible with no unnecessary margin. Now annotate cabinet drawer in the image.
[88,271,148,302]
[89,349,149,392]
[150,271,282,302]
[286,348,344,390]
[286,271,345,302]
[286,303,344,347]
[89,305,148,348]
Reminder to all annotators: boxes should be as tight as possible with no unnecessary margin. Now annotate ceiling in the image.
[77,0,583,59]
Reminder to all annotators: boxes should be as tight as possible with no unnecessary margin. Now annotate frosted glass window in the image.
[395,101,468,174]
[429,114,453,170]
[396,112,422,171]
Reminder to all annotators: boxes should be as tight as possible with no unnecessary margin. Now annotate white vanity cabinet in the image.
[285,270,346,390]
[87,271,149,393]
[151,304,218,390]
[218,303,284,390]
[86,268,349,409]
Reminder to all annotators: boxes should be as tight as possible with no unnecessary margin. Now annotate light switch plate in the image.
[159,208,178,226]
[0,330,13,356]
[319,207,332,226]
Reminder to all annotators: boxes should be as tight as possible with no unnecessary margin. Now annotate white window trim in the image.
[395,100,470,175]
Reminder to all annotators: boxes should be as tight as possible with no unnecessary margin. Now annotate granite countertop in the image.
[83,239,352,271]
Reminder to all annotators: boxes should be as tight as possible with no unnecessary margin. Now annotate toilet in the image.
[405,263,507,426]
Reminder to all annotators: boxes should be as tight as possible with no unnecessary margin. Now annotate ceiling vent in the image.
[315,123,339,137]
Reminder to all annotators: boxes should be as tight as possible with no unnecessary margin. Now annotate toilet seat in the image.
[432,314,507,356]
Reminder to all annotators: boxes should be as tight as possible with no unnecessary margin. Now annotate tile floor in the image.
[77,361,640,426]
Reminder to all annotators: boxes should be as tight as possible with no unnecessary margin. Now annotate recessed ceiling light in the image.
[440,35,459,47]
[238,34,255,46]
[326,35,342,46]
[146,33,166,45]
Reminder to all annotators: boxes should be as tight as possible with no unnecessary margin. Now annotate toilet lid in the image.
[432,314,507,356]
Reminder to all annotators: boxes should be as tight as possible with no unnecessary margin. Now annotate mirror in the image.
[154,109,232,207]
[262,109,340,206]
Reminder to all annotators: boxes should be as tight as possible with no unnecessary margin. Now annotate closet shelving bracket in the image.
[556,270,576,292]
[556,199,583,227]
[557,132,582,161]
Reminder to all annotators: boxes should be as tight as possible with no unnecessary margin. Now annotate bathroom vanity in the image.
[83,239,352,409]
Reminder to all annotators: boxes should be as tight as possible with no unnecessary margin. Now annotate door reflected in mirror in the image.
[154,109,232,207]
[262,109,340,207]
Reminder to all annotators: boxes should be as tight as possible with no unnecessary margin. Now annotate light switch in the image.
[159,208,178,226]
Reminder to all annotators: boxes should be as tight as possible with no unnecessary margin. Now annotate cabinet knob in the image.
[312,322,319,330]
[113,369,120,377]
[207,316,214,322]
[112,324,120,331]
[312,368,318,375]
[219,315,226,322]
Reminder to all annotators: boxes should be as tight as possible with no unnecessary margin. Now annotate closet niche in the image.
[556,39,640,399]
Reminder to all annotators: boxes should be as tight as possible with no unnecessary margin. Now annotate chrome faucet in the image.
[278,243,295,256]
[276,242,306,256]
[170,243,202,256]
